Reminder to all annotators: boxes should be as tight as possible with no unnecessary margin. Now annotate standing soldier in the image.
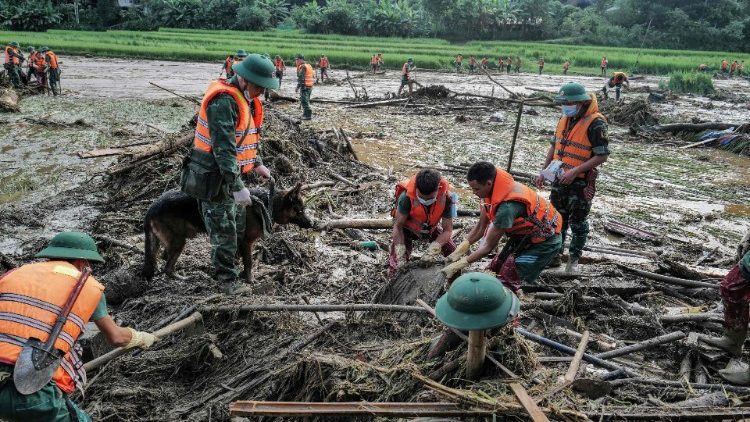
[274,55,285,88]
[506,56,512,74]
[0,231,155,421]
[602,71,629,101]
[389,168,457,276]
[222,52,234,78]
[600,56,608,76]
[731,60,738,77]
[295,54,314,120]
[468,55,477,73]
[24,46,36,85]
[180,54,278,294]
[722,59,729,74]
[398,57,415,96]
[480,56,489,70]
[497,57,504,72]
[562,59,571,75]
[319,55,330,81]
[454,54,463,73]
[377,53,384,71]
[514,56,522,73]
[442,163,562,291]
[535,82,610,273]
[32,48,48,92]
[3,41,23,88]
[537,57,545,75]
[371,54,378,73]
[41,47,60,96]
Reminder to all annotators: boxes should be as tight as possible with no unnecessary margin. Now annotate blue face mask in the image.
[561,105,579,117]
[418,196,437,206]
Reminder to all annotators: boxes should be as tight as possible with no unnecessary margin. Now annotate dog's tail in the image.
[142,208,157,280]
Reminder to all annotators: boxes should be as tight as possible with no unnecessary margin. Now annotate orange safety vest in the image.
[46,51,58,69]
[320,57,329,68]
[274,58,284,72]
[456,55,463,64]
[0,261,104,394]
[553,94,605,178]
[299,63,314,87]
[224,56,233,74]
[401,63,410,77]
[371,56,377,65]
[611,72,626,84]
[33,53,46,70]
[482,169,561,244]
[722,60,728,70]
[4,46,19,65]
[193,79,263,174]
[392,176,450,235]
[601,59,607,67]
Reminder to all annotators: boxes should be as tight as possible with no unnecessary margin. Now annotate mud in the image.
[1,56,749,421]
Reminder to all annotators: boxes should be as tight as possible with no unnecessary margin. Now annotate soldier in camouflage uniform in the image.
[181,54,278,293]
[536,82,610,273]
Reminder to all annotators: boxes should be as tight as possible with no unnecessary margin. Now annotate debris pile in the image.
[600,97,659,127]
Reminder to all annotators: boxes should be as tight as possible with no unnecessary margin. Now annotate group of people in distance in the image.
[3,41,61,95]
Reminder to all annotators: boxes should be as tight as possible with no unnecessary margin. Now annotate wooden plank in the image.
[563,330,589,383]
[230,401,493,417]
[77,148,128,159]
[508,383,551,422]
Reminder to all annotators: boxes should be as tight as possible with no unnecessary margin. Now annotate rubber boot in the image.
[719,358,750,385]
[702,326,747,357]
[565,258,579,275]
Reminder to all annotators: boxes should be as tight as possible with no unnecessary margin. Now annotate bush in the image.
[2,0,61,31]
[667,72,715,95]
[235,5,271,31]
[290,1,323,32]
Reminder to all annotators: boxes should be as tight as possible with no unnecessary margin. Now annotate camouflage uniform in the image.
[297,68,312,119]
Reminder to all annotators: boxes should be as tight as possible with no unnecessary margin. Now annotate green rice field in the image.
[1,28,747,75]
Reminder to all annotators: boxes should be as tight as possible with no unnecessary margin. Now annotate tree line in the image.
[2,0,749,52]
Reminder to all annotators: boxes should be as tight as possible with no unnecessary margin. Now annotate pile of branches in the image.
[600,97,659,128]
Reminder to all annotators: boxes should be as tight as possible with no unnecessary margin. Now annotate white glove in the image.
[125,328,157,350]
[423,241,442,260]
[446,240,471,263]
[441,257,469,279]
[233,187,253,206]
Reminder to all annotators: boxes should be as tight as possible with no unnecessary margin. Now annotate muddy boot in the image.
[702,326,747,357]
[719,358,750,385]
[565,258,579,275]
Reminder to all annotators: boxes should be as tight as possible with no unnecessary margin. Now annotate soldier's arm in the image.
[206,95,244,192]
[391,193,410,247]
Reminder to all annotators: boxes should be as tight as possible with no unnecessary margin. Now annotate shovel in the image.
[13,267,91,395]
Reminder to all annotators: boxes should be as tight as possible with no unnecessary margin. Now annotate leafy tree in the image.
[257,0,290,27]
[236,4,271,30]
[290,0,323,32]
[3,0,61,31]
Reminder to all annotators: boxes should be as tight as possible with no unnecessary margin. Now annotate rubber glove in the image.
[446,240,471,263]
[423,241,442,260]
[125,328,157,350]
[233,187,253,206]
[441,257,469,279]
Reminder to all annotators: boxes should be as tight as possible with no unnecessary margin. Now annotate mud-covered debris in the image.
[413,84,451,98]
[0,88,19,112]
[600,97,659,127]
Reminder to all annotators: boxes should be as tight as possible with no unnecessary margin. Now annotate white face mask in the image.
[418,196,437,206]
[562,104,579,117]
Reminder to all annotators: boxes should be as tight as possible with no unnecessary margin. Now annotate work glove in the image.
[233,187,253,207]
[125,328,157,350]
[441,257,469,279]
[738,230,750,262]
[446,240,471,263]
[423,241,442,261]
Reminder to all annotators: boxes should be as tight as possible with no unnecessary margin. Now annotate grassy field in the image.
[1,28,748,75]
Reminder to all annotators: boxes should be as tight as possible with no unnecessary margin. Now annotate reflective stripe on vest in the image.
[193,79,262,174]
[482,169,561,244]
[0,261,103,394]
[553,96,604,178]
[396,176,450,235]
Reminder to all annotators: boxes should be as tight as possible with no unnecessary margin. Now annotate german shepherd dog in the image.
[142,182,313,282]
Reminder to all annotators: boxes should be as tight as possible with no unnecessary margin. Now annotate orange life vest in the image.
[274,58,284,71]
[601,59,607,67]
[193,79,263,174]
[401,63,410,77]
[33,53,46,70]
[320,57,329,68]
[224,56,233,74]
[299,63,314,87]
[722,60,728,70]
[4,46,19,65]
[456,55,463,64]
[731,62,737,71]
[371,56,377,65]
[482,169,561,244]
[0,261,104,394]
[553,94,605,178]
[46,51,58,69]
[392,176,450,235]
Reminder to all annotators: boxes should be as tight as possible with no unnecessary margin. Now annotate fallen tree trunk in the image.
[594,331,685,359]
[619,264,719,289]
[659,313,723,323]
[648,122,739,133]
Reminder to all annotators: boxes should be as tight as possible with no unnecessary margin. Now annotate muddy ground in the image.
[1,56,750,421]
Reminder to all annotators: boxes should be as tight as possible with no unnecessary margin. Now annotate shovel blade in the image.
[13,339,62,395]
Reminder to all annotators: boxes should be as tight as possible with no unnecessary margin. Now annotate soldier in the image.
[3,41,23,88]
[40,47,60,96]
[398,58,415,96]
[273,55,285,88]
[602,71,629,101]
[295,54,314,120]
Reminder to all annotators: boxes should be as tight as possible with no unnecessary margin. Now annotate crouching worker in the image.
[442,162,562,291]
[0,231,155,422]
[390,168,457,276]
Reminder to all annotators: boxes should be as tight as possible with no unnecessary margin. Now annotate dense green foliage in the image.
[2,28,747,76]
[1,1,750,53]
[665,72,716,95]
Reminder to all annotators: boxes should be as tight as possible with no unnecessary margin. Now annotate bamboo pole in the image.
[466,330,486,381]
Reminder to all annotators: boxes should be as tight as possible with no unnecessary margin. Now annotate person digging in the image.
[0,231,155,421]
[602,71,629,101]
[535,82,609,274]
[702,231,750,384]
[180,54,277,294]
[389,168,458,277]
[442,162,562,292]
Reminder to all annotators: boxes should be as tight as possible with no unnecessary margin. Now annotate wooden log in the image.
[659,313,723,323]
[649,122,739,133]
[563,330,589,383]
[619,264,719,289]
[345,98,409,108]
[148,82,200,105]
[554,327,617,351]
[84,312,202,371]
[595,331,686,359]
[466,330,486,380]
[323,218,463,230]
[609,377,750,394]
[200,303,428,313]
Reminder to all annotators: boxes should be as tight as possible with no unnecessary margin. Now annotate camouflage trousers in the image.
[299,86,312,118]
[3,64,20,88]
[199,195,246,283]
[550,177,595,260]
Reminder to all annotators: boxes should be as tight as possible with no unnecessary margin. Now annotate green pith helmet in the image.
[232,54,279,90]
[27,46,35,53]
[9,41,19,48]
[296,54,304,60]
[40,46,49,52]
[236,49,247,57]
[435,272,520,331]
[36,232,105,263]
[554,82,590,104]
[407,57,414,63]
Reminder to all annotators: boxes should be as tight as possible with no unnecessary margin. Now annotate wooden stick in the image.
[595,331,685,359]
[345,98,409,108]
[563,330,589,383]
[649,122,739,133]
[84,312,202,371]
[659,313,723,323]
[200,303,428,313]
[466,330,486,380]
[148,82,200,105]
[506,100,524,172]
[618,264,719,289]
[480,68,520,98]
